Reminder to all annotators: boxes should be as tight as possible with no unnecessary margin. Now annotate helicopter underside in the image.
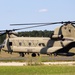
[1,41,75,57]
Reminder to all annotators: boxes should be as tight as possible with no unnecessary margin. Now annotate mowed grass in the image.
[0,65,75,75]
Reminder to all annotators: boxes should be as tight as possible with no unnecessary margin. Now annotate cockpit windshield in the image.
[2,40,6,44]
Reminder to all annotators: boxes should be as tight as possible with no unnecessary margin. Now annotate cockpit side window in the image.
[3,40,6,44]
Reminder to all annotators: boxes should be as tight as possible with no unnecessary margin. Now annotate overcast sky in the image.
[0,0,75,31]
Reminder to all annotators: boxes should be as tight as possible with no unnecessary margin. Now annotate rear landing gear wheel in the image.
[19,52,25,57]
[32,53,36,57]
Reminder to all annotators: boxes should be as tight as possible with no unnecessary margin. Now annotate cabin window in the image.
[42,43,45,46]
[39,43,41,46]
[39,43,45,47]
[9,42,12,46]
[19,42,22,46]
[29,42,31,46]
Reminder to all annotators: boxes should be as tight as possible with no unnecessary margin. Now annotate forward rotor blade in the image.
[13,23,61,31]
[10,23,47,26]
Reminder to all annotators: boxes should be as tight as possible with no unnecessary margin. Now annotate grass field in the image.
[0,65,75,75]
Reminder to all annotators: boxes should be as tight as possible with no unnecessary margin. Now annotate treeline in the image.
[0,35,5,44]
[18,30,54,37]
[0,30,54,44]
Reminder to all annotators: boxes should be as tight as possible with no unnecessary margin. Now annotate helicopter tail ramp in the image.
[47,42,75,56]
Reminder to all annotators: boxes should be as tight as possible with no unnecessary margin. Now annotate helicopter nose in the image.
[0,45,2,48]
[0,44,5,52]
[0,44,4,48]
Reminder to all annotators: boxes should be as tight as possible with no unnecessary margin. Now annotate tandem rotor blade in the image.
[12,23,61,31]
[10,21,75,26]
[0,21,75,34]
[10,23,47,26]
[9,21,75,31]
[10,22,62,26]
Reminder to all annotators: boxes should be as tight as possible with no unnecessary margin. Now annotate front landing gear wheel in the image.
[49,53,52,56]
[54,53,57,56]
[32,53,36,57]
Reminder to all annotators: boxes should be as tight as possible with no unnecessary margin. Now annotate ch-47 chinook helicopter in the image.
[0,21,75,57]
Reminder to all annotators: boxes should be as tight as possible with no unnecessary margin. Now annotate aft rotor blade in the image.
[10,21,75,26]
[10,21,64,26]
[11,21,75,31]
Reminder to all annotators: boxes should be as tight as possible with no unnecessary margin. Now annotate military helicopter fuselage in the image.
[1,22,75,57]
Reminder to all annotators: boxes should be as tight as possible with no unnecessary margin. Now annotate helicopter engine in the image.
[50,34,63,40]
